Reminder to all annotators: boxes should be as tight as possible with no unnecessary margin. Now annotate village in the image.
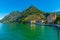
[30,13,57,24]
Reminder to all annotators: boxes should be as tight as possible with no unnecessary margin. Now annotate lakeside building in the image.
[47,13,56,23]
[31,20,36,24]
[31,20,45,24]
[30,15,45,24]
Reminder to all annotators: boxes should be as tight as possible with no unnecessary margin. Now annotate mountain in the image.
[16,6,45,23]
[50,11,60,14]
[1,6,46,23]
[22,6,45,16]
[1,11,21,23]
[55,12,60,14]
[20,6,45,22]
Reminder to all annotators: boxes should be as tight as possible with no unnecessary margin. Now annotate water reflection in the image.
[0,23,59,40]
[56,28,60,40]
[30,24,36,30]
[0,23,3,29]
[41,26,45,32]
[0,23,4,32]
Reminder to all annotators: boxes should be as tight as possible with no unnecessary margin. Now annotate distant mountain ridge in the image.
[1,11,21,23]
[1,6,59,23]
[55,12,60,14]
[0,6,48,23]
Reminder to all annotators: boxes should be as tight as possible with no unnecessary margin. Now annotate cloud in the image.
[0,18,2,20]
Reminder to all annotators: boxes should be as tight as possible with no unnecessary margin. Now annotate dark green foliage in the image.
[45,13,50,17]
[56,14,60,21]
[53,14,60,24]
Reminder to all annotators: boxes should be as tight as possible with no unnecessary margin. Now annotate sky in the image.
[0,0,60,19]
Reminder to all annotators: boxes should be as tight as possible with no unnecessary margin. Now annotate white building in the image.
[31,20,36,24]
[47,13,56,23]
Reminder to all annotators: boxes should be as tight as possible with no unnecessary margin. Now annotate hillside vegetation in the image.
[1,6,60,23]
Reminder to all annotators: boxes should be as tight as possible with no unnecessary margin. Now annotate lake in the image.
[0,23,60,40]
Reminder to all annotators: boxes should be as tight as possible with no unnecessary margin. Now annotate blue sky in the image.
[0,0,60,19]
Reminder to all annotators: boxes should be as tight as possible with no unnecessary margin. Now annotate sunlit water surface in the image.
[0,23,60,40]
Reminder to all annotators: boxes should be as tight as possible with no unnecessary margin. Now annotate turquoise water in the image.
[0,23,60,40]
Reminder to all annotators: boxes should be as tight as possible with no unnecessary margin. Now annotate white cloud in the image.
[0,18,2,20]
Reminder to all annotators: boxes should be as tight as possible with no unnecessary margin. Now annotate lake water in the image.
[0,23,60,40]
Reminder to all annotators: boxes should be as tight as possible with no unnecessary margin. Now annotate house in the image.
[47,13,56,23]
[31,20,36,24]
[36,20,45,24]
